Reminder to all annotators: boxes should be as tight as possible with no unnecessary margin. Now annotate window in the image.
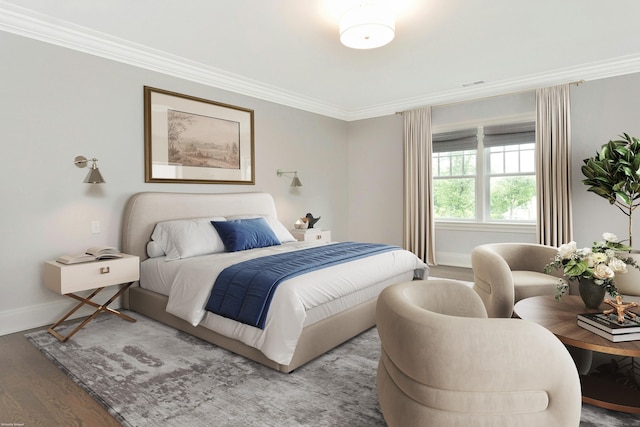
[432,129,477,220]
[432,122,536,223]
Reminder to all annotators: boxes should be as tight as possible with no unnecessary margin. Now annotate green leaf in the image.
[616,191,632,205]
[588,161,610,178]
[586,187,615,202]
[564,259,588,277]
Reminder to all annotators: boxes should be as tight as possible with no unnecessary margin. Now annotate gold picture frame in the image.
[144,86,254,184]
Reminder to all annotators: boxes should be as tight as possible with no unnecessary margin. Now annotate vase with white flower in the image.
[544,233,640,308]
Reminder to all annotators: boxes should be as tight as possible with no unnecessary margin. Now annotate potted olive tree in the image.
[582,133,640,295]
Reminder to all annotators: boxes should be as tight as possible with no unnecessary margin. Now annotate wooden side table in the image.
[44,254,140,342]
[290,229,331,242]
[514,295,640,413]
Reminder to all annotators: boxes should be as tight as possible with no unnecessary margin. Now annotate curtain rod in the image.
[395,79,585,115]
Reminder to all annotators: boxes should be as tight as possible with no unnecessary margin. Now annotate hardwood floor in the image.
[0,326,121,427]
[429,264,474,282]
[0,266,473,426]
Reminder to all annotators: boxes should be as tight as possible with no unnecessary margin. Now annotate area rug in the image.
[26,312,639,426]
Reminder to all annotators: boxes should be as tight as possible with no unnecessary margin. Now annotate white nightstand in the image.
[44,254,140,342]
[291,229,332,242]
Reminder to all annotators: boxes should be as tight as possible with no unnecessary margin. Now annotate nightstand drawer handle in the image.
[100,266,110,274]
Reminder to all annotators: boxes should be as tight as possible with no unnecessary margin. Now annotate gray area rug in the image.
[26,312,639,426]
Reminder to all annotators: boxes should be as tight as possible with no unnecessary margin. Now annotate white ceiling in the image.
[2,0,640,120]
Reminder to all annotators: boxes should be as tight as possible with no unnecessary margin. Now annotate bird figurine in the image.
[305,213,320,229]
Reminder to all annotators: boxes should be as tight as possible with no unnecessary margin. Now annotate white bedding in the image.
[140,241,427,365]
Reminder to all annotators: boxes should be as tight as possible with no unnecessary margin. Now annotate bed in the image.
[122,191,428,373]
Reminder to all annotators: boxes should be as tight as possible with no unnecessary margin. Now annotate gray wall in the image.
[571,73,640,246]
[0,32,348,334]
[347,114,405,246]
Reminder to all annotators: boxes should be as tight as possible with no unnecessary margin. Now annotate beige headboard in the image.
[121,192,279,262]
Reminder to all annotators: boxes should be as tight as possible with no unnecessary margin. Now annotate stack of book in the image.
[577,312,640,342]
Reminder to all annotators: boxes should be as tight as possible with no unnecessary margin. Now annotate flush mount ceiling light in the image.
[339,1,395,49]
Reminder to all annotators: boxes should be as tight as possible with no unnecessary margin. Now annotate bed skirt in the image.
[127,285,379,373]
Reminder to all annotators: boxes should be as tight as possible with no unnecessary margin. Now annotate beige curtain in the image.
[403,107,437,265]
[535,84,573,246]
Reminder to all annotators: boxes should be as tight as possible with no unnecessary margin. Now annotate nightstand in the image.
[44,254,140,342]
[291,229,331,242]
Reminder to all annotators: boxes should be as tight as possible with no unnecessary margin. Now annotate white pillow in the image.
[151,217,226,261]
[225,214,296,243]
[146,241,166,258]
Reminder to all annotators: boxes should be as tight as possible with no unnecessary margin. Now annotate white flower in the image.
[593,264,615,280]
[591,253,608,264]
[608,257,628,273]
[576,247,592,258]
[602,232,618,242]
[558,241,577,259]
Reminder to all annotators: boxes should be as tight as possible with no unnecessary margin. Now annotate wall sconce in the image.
[74,155,106,183]
[276,169,302,187]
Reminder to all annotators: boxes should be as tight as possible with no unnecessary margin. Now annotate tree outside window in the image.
[432,123,536,223]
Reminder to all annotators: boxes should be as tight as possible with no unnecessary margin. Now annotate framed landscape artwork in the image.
[144,86,255,184]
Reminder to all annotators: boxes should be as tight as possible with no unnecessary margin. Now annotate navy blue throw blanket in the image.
[205,242,400,329]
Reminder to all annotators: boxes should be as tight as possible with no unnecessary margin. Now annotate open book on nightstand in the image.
[56,246,122,264]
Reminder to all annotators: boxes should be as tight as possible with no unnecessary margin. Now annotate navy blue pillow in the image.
[211,217,281,252]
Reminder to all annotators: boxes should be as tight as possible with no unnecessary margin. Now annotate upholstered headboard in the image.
[121,192,279,262]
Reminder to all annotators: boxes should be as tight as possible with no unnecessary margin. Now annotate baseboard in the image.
[435,251,471,268]
[0,291,122,336]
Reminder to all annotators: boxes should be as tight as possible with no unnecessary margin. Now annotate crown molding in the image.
[2,2,640,122]
[345,53,640,121]
[0,2,350,120]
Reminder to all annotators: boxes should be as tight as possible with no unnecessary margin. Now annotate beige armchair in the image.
[376,280,581,427]
[471,243,565,318]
